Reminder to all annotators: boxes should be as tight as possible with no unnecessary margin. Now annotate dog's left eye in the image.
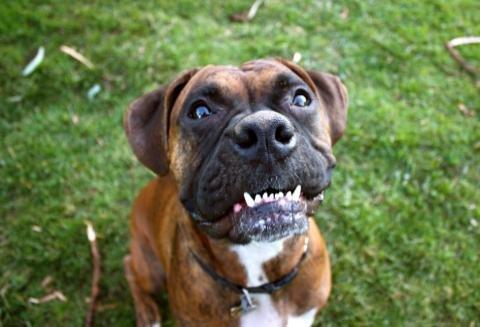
[189,103,212,120]
[291,90,311,107]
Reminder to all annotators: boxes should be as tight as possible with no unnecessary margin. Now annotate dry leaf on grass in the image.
[28,290,67,304]
[292,52,302,63]
[87,84,102,100]
[22,47,45,76]
[458,103,476,117]
[60,45,94,69]
[71,114,80,125]
[229,0,264,22]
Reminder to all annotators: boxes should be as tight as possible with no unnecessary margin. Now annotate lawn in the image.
[1,0,479,325]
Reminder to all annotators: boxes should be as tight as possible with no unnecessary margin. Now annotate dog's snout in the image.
[230,111,297,160]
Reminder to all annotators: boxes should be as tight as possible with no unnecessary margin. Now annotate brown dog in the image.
[123,59,348,326]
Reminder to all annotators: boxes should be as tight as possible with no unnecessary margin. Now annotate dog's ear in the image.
[278,59,348,145]
[124,69,198,175]
[306,70,348,144]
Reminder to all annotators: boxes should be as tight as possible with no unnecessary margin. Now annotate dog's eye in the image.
[189,103,212,120]
[291,90,311,107]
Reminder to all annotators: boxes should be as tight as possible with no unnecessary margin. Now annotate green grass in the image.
[1,0,479,325]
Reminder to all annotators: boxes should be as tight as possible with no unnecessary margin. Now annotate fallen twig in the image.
[85,222,101,327]
[445,36,480,76]
[60,45,94,69]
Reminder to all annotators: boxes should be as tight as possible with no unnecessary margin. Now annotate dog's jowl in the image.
[124,58,348,326]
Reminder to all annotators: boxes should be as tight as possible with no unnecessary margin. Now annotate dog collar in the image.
[190,236,309,316]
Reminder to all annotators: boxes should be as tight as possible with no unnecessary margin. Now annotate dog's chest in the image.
[231,239,317,327]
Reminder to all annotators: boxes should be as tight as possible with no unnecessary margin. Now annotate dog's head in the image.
[125,59,348,244]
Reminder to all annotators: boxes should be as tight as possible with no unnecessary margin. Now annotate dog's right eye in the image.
[188,103,212,120]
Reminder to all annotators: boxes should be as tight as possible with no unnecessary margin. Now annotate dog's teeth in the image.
[312,191,324,202]
[244,192,255,207]
[292,185,301,201]
[263,192,268,200]
[279,192,284,198]
[269,194,274,201]
[255,194,262,203]
[286,191,292,200]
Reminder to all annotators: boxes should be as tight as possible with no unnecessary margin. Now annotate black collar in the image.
[190,236,309,295]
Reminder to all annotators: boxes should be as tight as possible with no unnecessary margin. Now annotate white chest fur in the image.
[231,239,317,327]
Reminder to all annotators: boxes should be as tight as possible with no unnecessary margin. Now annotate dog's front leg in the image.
[124,255,162,327]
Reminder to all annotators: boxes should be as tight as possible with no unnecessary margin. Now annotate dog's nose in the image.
[230,111,297,160]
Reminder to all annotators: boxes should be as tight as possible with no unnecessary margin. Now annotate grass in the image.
[1,0,479,325]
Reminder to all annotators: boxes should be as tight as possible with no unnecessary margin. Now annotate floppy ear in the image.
[277,59,348,145]
[306,70,348,144]
[124,69,198,175]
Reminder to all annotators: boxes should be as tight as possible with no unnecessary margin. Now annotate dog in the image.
[123,58,348,326]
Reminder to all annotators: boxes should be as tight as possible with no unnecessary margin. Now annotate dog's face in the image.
[125,59,348,244]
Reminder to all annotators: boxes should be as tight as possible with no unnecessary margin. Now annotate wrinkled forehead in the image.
[185,60,300,100]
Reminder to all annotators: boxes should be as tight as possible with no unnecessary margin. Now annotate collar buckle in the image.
[230,289,258,317]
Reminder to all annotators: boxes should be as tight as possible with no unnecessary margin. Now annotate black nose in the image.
[230,111,297,160]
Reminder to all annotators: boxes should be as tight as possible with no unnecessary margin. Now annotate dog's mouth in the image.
[194,185,325,244]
